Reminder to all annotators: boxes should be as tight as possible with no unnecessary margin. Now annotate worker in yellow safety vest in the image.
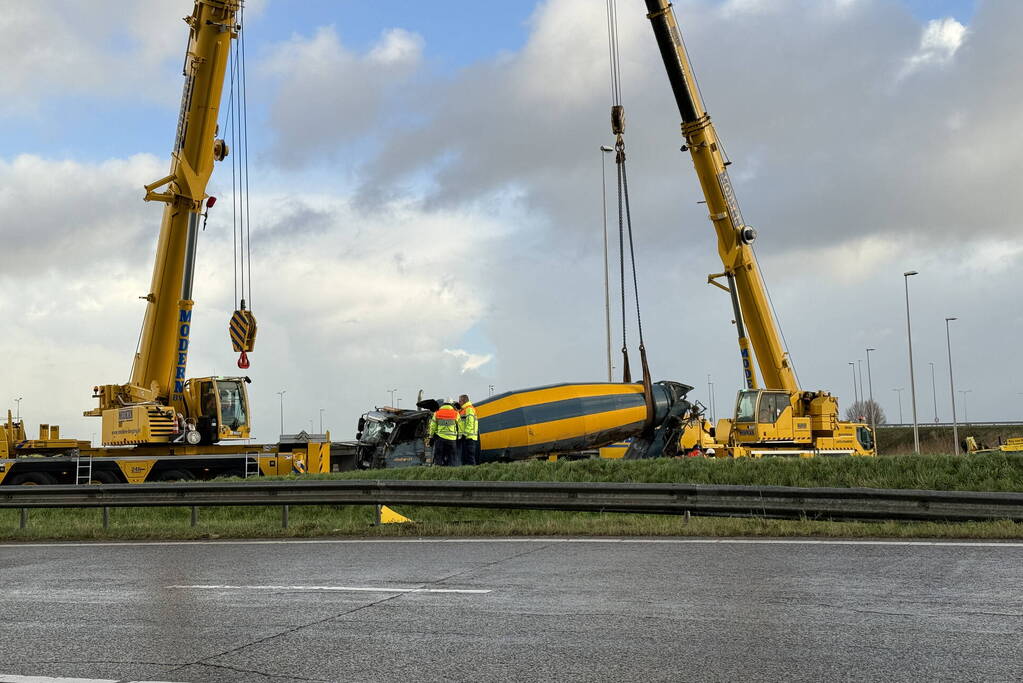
[427,400,462,466]
[458,394,479,466]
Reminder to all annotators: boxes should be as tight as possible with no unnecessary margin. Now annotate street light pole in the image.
[857,360,865,411]
[892,388,904,424]
[276,390,286,435]
[945,317,959,454]
[319,408,325,433]
[388,388,397,407]
[600,144,615,382]
[903,270,920,454]
[848,362,858,406]
[866,347,876,440]
[14,396,22,422]
[928,361,938,423]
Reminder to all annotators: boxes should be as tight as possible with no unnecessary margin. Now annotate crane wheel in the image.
[89,471,120,485]
[155,469,196,482]
[8,472,58,486]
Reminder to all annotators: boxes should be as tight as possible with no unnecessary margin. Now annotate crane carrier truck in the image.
[642,0,874,457]
[1,0,328,485]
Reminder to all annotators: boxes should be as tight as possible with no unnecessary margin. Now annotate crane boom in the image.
[87,0,254,448]
[133,0,239,403]
[642,0,874,457]
[643,0,797,394]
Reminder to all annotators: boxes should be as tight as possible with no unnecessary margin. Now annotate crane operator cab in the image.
[732,390,811,446]
[180,376,252,445]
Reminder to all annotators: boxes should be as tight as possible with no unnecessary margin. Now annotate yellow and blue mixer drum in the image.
[475,381,690,462]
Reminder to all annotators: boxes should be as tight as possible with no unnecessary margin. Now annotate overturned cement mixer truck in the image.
[349,381,696,469]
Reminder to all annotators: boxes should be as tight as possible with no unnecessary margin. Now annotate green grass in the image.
[3,504,1023,542]
[3,456,1023,541]
[878,425,1023,455]
[299,453,1023,493]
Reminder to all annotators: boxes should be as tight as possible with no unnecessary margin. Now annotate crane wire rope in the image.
[221,14,252,314]
[751,244,800,387]
[240,4,253,309]
[225,39,238,306]
[606,0,655,427]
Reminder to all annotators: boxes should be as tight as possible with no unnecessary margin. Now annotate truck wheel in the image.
[9,472,58,486]
[155,469,195,482]
[89,470,120,484]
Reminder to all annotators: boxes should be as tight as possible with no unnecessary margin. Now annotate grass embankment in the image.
[877,425,1023,455]
[3,456,1023,541]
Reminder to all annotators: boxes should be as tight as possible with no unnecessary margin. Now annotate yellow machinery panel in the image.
[102,406,177,446]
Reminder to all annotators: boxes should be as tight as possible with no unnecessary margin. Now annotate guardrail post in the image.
[282,505,290,529]
[102,507,110,530]
[191,506,198,527]
[374,504,382,526]
[19,508,27,530]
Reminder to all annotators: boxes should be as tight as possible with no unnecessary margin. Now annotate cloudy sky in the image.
[2,0,1017,444]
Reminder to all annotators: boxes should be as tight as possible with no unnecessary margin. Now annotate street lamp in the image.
[959,389,972,424]
[388,388,397,407]
[866,347,877,442]
[276,390,286,435]
[319,408,325,433]
[857,360,865,411]
[14,396,22,422]
[600,144,615,382]
[928,361,938,423]
[945,317,959,454]
[892,388,904,424]
[903,270,920,454]
[848,362,858,406]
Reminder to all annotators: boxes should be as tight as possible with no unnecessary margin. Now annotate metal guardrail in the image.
[878,421,1023,429]
[2,479,1023,522]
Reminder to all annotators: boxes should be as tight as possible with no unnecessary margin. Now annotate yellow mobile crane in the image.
[1,0,327,485]
[84,0,255,449]
[642,0,874,457]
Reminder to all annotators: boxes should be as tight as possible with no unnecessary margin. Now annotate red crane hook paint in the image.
[237,351,250,369]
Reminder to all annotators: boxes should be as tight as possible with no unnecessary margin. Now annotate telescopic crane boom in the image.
[86,0,257,447]
[642,0,873,456]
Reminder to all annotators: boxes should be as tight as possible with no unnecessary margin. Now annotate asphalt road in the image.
[1,537,1021,682]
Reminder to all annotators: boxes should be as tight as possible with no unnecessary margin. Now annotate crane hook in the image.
[237,351,250,369]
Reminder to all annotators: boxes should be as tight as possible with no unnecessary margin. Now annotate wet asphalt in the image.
[0,537,1021,682]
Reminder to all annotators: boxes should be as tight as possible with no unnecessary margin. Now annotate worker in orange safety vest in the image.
[427,400,462,466]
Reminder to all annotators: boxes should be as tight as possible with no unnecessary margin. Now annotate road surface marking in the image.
[6,537,1023,549]
[0,676,184,683]
[167,584,491,594]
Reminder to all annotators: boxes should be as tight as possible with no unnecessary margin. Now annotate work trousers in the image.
[432,438,457,467]
[459,438,480,466]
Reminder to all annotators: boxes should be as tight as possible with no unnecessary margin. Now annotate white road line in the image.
[5,537,1023,549]
[0,676,184,683]
[166,584,491,594]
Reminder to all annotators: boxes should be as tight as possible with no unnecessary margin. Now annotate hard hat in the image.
[706,448,716,455]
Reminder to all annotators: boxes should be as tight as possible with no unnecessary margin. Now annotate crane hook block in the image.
[229,307,257,355]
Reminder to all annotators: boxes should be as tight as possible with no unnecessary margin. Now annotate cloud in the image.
[900,17,967,78]
[261,26,424,167]
[4,0,1023,446]
[444,348,494,373]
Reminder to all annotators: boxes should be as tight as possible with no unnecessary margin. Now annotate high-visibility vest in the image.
[460,402,478,440]
[429,404,461,441]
